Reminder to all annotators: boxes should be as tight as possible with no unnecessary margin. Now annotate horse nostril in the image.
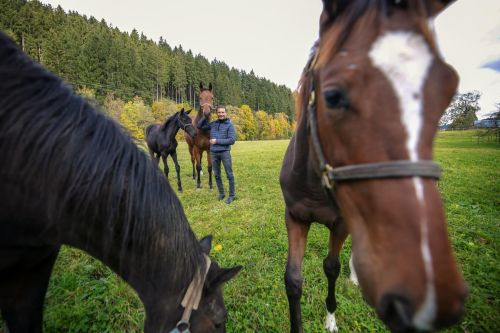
[378,294,414,333]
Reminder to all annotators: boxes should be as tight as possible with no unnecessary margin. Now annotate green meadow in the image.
[1,130,498,332]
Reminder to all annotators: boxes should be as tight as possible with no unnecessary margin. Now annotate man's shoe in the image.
[218,194,225,201]
[224,196,235,205]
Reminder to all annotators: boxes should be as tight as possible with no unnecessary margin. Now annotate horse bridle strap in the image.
[200,103,214,110]
[305,54,441,191]
[170,255,211,333]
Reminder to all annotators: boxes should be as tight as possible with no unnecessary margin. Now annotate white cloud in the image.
[435,0,500,118]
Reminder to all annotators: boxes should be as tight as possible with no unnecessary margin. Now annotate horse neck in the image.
[54,119,202,325]
[194,109,204,124]
[66,179,203,327]
[291,107,318,174]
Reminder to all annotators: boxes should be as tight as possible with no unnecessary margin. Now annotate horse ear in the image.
[208,83,212,91]
[180,107,185,113]
[186,109,192,114]
[199,82,204,90]
[320,0,353,34]
[210,266,242,287]
[426,0,457,17]
[199,235,212,255]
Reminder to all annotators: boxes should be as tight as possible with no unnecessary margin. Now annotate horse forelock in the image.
[0,32,201,287]
[316,0,438,70]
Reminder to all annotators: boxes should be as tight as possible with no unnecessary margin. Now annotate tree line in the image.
[77,88,295,141]
[0,0,296,120]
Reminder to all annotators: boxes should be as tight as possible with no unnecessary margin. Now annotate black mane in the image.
[0,32,201,283]
[161,112,179,131]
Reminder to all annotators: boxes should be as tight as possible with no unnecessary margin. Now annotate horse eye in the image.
[323,89,349,110]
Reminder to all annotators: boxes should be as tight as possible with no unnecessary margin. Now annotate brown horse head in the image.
[199,82,214,117]
[304,0,466,331]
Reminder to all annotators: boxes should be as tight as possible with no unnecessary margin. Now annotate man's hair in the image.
[216,105,226,112]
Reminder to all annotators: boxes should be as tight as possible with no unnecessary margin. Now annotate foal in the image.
[145,108,196,192]
[280,1,466,332]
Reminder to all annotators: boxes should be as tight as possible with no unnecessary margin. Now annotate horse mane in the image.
[0,32,202,284]
[160,111,179,131]
[296,0,436,122]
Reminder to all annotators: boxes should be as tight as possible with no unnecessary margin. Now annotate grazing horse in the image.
[145,108,196,192]
[185,83,214,189]
[0,32,241,333]
[280,1,467,332]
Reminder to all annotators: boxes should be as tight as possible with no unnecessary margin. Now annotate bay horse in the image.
[145,108,196,192]
[280,1,467,332]
[184,83,214,189]
[0,32,241,333]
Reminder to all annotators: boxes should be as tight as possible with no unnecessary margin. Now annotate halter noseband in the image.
[169,255,211,333]
[305,48,441,191]
[200,103,215,111]
[180,119,193,131]
[177,114,194,131]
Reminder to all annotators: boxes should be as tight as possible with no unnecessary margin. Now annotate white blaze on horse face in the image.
[369,31,437,330]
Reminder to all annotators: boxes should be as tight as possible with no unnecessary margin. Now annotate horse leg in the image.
[207,150,213,190]
[195,148,202,189]
[284,209,310,333]
[171,151,182,192]
[161,154,169,180]
[0,246,60,333]
[190,146,196,180]
[323,220,349,333]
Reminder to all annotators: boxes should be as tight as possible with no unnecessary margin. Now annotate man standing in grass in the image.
[197,105,236,204]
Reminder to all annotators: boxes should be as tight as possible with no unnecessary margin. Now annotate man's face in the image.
[216,107,227,120]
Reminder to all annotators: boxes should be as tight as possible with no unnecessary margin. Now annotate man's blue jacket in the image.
[197,116,236,152]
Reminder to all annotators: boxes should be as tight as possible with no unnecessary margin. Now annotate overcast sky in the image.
[41,0,499,118]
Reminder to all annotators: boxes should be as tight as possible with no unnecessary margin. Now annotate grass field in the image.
[1,130,498,332]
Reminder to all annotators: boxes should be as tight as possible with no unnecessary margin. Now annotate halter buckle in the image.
[308,90,316,107]
[169,320,190,333]
[322,164,335,189]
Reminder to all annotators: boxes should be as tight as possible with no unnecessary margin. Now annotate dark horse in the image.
[280,1,466,333]
[145,108,196,192]
[184,83,214,189]
[0,32,241,333]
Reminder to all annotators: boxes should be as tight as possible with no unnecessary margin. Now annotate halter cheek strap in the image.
[169,255,211,333]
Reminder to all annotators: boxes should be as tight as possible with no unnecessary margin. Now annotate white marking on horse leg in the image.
[369,31,437,330]
[325,312,339,333]
[349,254,359,286]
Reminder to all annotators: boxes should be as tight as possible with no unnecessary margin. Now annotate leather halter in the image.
[305,49,441,191]
[169,255,211,333]
[200,102,214,111]
[179,119,194,131]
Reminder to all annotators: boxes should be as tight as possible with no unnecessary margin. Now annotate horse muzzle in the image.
[377,289,466,333]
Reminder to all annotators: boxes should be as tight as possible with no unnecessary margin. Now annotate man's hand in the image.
[210,139,216,144]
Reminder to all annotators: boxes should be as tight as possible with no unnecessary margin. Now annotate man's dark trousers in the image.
[212,150,234,199]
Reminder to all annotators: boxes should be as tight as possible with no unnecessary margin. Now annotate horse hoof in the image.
[325,312,339,332]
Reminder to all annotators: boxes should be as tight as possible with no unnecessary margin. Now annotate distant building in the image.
[474,118,500,128]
